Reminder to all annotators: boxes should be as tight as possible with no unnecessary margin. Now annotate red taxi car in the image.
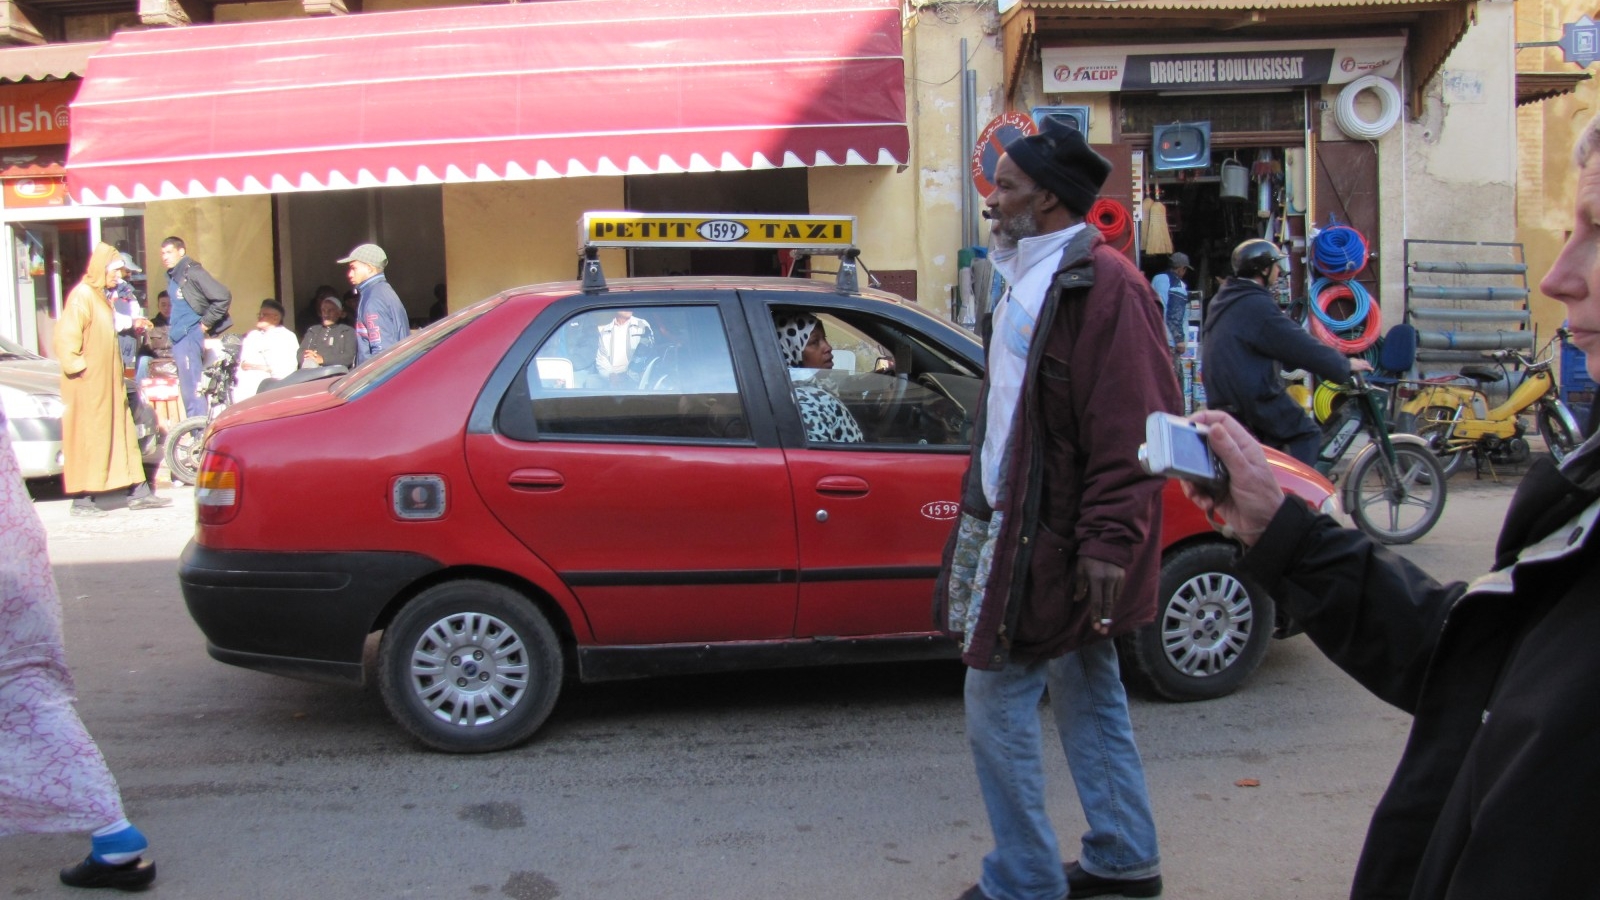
[179,213,1337,753]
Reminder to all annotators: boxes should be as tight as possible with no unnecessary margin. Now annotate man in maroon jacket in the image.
[936,120,1181,900]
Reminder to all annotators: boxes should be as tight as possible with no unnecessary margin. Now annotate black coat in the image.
[169,256,233,337]
[1240,437,1600,900]
[1201,277,1352,445]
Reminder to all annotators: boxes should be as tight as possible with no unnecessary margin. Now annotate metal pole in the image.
[959,38,972,250]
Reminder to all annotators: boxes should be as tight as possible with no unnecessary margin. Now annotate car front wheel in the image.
[1119,542,1273,701]
[377,580,564,753]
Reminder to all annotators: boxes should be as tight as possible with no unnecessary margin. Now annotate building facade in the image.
[0,0,1516,364]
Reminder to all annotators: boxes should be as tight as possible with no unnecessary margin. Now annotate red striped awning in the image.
[65,0,908,204]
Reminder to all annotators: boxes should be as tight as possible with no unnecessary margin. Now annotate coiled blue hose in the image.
[1311,225,1368,279]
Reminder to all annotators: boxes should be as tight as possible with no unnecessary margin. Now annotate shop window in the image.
[1120,92,1305,136]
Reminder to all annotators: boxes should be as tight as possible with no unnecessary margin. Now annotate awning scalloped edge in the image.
[72,147,906,204]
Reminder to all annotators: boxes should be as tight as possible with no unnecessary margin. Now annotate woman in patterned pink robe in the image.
[0,414,156,889]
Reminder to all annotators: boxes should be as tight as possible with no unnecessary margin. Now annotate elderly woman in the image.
[1177,114,1600,900]
[233,299,300,402]
[773,312,863,443]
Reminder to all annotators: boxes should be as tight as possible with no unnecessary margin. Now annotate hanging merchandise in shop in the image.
[66,0,909,204]
[1042,36,1404,93]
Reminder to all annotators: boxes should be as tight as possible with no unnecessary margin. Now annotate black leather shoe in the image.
[59,855,156,891]
[1064,861,1161,897]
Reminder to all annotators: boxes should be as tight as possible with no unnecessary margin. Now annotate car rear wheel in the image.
[1119,542,1273,701]
[378,580,564,753]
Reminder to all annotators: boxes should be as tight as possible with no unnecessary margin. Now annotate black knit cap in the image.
[1002,118,1112,216]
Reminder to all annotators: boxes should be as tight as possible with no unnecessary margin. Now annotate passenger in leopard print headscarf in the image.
[772,312,863,443]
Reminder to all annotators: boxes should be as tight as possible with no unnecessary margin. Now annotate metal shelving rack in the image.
[1402,239,1533,380]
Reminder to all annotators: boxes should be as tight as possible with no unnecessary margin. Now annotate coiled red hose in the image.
[1088,199,1134,253]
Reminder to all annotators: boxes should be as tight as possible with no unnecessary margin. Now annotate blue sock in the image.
[90,821,147,865]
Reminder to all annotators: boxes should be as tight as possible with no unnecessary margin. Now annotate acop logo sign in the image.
[1339,56,1393,74]
[1052,64,1122,85]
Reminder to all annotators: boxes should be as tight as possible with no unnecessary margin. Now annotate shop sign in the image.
[0,81,76,149]
[3,175,67,208]
[1042,36,1405,93]
[580,212,855,250]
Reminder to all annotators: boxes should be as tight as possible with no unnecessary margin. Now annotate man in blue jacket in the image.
[160,236,233,419]
[339,243,409,365]
[1149,251,1190,358]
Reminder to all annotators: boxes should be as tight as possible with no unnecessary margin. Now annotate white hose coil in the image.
[1334,75,1402,140]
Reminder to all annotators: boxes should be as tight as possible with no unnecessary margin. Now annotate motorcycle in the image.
[1314,373,1448,544]
[163,334,241,485]
[1395,328,1583,477]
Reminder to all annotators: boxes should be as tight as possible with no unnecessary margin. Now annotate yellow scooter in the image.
[1396,329,1583,477]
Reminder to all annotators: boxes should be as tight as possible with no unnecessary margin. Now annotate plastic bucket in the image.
[1220,160,1248,200]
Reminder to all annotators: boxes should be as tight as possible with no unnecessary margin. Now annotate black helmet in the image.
[1231,239,1286,280]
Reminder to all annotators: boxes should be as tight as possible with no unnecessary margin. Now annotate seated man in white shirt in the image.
[233,299,300,402]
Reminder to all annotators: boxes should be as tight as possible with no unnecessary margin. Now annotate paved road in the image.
[0,471,1522,899]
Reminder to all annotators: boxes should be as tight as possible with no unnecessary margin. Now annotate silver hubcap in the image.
[1162,572,1253,677]
[408,612,531,728]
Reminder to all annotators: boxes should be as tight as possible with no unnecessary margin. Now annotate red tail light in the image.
[195,450,241,525]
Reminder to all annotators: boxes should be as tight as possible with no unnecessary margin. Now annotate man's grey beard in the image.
[991,207,1042,249]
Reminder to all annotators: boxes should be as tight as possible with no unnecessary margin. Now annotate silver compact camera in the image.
[1137,412,1229,497]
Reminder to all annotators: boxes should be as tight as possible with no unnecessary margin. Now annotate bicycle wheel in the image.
[1536,402,1581,463]
[1346,443,1447,544]
[1405,405,1469,477]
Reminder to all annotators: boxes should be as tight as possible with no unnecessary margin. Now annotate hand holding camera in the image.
[1141,411,1286,547]
[1138,413,1229,498]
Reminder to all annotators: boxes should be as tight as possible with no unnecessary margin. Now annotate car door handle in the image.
[508,468,565,491]
[815,475,869,497]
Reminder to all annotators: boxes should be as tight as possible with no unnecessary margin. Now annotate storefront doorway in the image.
[2,211,143,357]
[7,221,84,357]
[624,169,809,277]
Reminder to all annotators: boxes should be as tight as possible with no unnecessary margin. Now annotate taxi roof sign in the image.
[580,212,856,253]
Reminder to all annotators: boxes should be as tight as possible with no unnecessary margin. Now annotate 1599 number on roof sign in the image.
[581,212,856,250]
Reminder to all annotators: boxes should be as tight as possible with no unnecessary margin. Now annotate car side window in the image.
[771,310,980,448]
[520,305,747,441]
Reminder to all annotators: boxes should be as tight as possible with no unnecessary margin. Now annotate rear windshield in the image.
[332,295,505,401]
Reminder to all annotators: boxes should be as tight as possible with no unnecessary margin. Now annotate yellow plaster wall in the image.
[441,178,625,310]
[808,166,917,273]
[1516,0,1597,353]
[905,4,1003,316]
[143,196,277,335]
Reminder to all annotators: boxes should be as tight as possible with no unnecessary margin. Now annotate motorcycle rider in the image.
[1201,238,1371,466]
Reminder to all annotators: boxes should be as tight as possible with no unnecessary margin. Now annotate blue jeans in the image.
[966,640,1160,900]
[172,327,204,419]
